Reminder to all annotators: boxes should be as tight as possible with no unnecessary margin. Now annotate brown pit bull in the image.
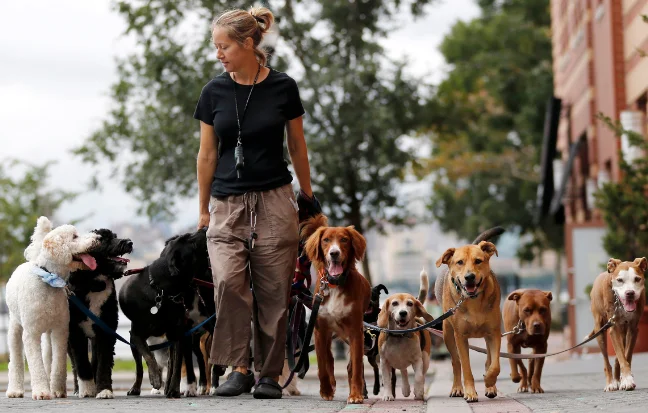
[502,289,552,393]
[590,257,647,392]
[434,228,503,403]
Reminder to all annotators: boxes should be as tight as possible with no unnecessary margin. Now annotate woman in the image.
[194,6,317,399]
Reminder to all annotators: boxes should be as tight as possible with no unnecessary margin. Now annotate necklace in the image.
[232,64,262,179]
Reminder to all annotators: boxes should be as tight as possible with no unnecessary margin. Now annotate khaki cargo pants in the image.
[206,184,299,378]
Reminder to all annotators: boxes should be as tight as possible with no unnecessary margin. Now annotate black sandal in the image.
[253,377,283,399]
[214,371,255,397]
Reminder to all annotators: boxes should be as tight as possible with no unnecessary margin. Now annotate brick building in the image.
[545,0,648,348]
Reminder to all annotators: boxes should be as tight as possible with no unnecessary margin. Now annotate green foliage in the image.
[594,114,648,262]
[420,0,561,259]
[0,160,78,281]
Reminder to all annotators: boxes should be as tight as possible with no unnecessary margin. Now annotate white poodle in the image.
[5,216,99,400]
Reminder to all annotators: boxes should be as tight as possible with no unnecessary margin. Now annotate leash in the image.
[67,289,216,351]
[426,317,615,359]
[363,296,465,335]
[283,293,323,389]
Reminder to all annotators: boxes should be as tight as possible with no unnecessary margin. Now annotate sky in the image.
[0,0,481,233]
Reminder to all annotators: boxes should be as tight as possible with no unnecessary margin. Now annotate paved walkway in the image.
[1,332,648,412]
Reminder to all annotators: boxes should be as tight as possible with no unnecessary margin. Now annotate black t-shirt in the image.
[193,69,305,197]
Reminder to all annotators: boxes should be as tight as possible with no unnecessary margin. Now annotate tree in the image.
[0,160,77,281]
[73,0,438,283]
[420,0,561,260]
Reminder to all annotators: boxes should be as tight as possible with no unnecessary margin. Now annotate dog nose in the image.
[329,250,340,259]
[626,290,636,299]
[126,240,133,248]
[465,273,476,282]
[533,321,542,331]
[399,310,408,318]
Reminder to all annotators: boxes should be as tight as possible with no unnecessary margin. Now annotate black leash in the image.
[282,293,323,389]
[363,296,465,335]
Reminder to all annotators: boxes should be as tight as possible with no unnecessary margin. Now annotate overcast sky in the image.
[0,0,480,233]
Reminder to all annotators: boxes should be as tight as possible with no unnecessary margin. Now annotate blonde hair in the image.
[212,7,274,66]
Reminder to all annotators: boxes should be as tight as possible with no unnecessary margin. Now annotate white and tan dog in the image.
[377,270,433,401]
[590,257,646,392]
[5,217,99,400]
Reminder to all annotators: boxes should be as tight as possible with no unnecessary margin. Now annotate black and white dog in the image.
[67,229,133,399]
[119,228,216,398]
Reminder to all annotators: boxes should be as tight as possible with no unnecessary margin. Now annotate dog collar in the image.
[32,265,67,288]
[318,268,348,288]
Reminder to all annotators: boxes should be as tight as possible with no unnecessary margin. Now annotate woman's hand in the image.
[197,212,210,230]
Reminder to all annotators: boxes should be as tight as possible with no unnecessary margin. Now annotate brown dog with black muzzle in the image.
[503,289,552,393]
[590,257,647,392]
[434,227,503,402]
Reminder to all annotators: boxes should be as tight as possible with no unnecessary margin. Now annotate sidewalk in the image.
[426,334,648,413]
[2,332,648,412]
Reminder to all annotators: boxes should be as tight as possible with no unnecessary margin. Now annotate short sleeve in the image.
[285,78,305,120]
[193,83,214,125]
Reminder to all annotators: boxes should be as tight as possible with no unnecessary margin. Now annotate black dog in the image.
[67,229,133,399]
[361,283,388,398]
[119,228,216,398]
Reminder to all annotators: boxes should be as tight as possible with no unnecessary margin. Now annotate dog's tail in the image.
[299,213,328,241]
[24,216,53,262]
[471,226,506,245]
[418,268,429,303]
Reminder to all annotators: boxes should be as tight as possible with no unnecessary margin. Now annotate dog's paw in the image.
[463,387,478,402]
[517,383,529,393]
[511,373,521,383]
[382,393,395,401]
[449,386,464,397]
[414,390,425,400]
[402,383,411,397]
[485,385,498,399]
[320,391,335,401]
[6,390,24,398]
[209,386,218,396]
[96,390,114,399]
[620,374,636,391]
[78,380,96,398]
[32,391,52,400]
[283,387,301,396]
[604,380,620,392]
[530,383,544,394]
[183,382,197,397]
[127,387,141,396]
[53,390,67,398]
[197,385,207,396]
[347,394,364,404]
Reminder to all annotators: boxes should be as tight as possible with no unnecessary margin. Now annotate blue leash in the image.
[67,293,215,351]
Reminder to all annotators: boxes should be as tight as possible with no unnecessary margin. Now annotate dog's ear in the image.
[543,291,553,302]
[435,248,455,268]
[479,241,498,258]
[346,226,366,262]
[377,298,391,328]
[507,291,522,301]
[300,214,328,241]
[41,234,72,264]
[24,216,53,261]
[304,227,326,264]
[607,258,622,273]
[415,300,435,322]
[633,257,648,274]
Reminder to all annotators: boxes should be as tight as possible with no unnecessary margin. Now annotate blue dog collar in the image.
[32,265,67,288]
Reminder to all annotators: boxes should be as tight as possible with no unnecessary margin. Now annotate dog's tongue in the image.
[78,254,97,270]
[328,262,344,276]
[465,284,477,294]
[621,298,637,312]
